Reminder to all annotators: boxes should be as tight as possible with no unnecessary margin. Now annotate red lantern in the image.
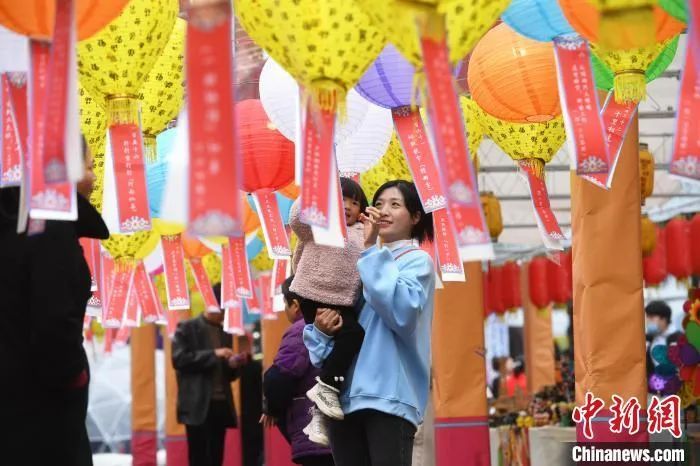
[502,261,521,310]
[490,265,505,315]
[690,214,700,277]
[666,218,691,281]
[238,99,295,192]
[547,252,572,306]
[644,226,668,286]
[483,267,494,318]
[528,257,550,309]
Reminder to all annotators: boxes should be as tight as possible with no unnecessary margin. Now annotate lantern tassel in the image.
[410,71,427,112]
[597,6,655,52]
[613,71,646,104]
[309,79,347,121]
[143,134,157,164]
[522,158,545,179]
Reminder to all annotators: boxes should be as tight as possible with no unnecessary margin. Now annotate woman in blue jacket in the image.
[304,180,435,466]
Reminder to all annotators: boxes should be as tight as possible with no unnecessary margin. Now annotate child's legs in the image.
[320,308,364,390]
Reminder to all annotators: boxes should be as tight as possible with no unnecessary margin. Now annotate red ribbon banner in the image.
[189,257,220,312]
[258,274,276,320]
[186,8,241,237]
[229,236,254,298]
[432,209,465,282]
[161,234,190,311]
[520,161,564,249]
[392,106,447,213]
[253,190,291,259]
[133,260,163,324]
[100,253,114,322]
[670,48,700,181]
[80,238,99,292]
[246,283,262,315]
[553,35,609,175]
[1,74,23,187]
[122,277,140,328]
[104,263,135,329]
[300,105,335,228]
[224,299,245,336]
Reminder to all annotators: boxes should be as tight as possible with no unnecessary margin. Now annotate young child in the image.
[260,276,335,465]
[289,177,368,443]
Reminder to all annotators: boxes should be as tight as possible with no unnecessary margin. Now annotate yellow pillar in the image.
[131,325,158,466]
[521,266,555,394]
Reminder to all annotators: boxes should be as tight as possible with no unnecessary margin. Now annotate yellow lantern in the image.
[480,192,503,241]
[79,85,107,211]
[102,229,159,268]
[641,214,656,257]
[639,142,655,205]
[461,96,485,158]
[250,229,274,272]
[360,134,413,201]
[138,18,186,163]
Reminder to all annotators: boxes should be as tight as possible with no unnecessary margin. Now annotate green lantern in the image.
[592,36,680,91]
[659,0,687,23]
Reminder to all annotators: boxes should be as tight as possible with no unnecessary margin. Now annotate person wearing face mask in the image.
[304,180,435,466]
[645,301,682,375]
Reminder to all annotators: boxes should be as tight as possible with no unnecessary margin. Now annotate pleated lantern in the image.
[480,192,503,242]
[547,253,572,306]
[644,226,668,286]
[502,261,522,311]
[666,217,692,281]
[641,214,657,257]
[238,99,295,193]
[559,0,683,103]
[336,103,393,179]
[690,214,700,277]
[0,0,129,40]
[138,18,186,163]
[490,264,506,315]
[639,143,655,206]
[528,257,551,310]
[468,23,561,124]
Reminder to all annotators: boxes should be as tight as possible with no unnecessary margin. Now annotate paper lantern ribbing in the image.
[502,261,522,311]
[0,0,129,40]
[547,253,572,306]
[138,17,185,163]
[360,134,413,201]
[489,265,506,315]
[502,0,575,42]
[258,58,369,144]
[336,103,393,177]
[468,23,560,124]
[355,44,420,108]
[644,226,668,286]
[666,218,691,281]
[238,99,295,193]
[235,0,385,114]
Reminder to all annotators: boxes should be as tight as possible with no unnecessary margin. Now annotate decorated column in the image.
[432,262,490,466]
[570,109,648,442]
[131,325,158,466]
[521,265,556,394]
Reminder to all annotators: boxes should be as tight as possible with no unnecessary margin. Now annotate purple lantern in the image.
[355,44,420,109]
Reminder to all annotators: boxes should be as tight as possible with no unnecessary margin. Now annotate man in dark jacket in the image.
[172,302,249,466]
[0,142,109,466]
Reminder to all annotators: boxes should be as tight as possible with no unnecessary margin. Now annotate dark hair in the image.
[340,177,369,213]
[212,283,223,310]
[645,300,672,324]
[513,357,525,377]
[372,180,434,244]
[281,276,302,305]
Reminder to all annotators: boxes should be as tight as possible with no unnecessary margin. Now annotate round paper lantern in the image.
[138,18,185,163]
[641,215,657,257]
[502,0,575,42]
[360,134,413,201]
[355,44,421,108]
[490,265,506,315]
[238,99,295,193]
[529,257,551,310]
[547,253,572,306]
[468,23,560,124]
[236,0,385,116]
[462,97,486,158]
[79,85,107,210]
[591,36,679,91]
[0,0,129,40]
[690,214,700,277]
[666,217,691,281]
[258,58,369,144]
[502,261,522,311]
[480,192,503,241]
[639,143,655,205]
[644,226,668,286]
[102,230,158,262]
[336,103,393,178]
[659,0,687,23]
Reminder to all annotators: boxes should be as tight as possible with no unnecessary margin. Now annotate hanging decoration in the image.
[547,253,572,307]
[691,214,700,277]
[502,261,522,311]
[641,215,657,257]
[183,235,219,313]
[0,73,25,188]
[335,103,393,179]
[666,217,692,282]
[670,37,700,181]
[528,257,551,312]
[480,192,503,242]
[639,143,655,205]
[644,226,668,286]
[489,264,506,315]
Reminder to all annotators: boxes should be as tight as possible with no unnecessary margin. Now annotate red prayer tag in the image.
[257,274,276,320]
[670,49,700,181]
[252,190,291,258]
[432,209,465,281]
[133,260,162,324]
[300,105,334,228]
[189,257,220,312]
[161,234,190,311]
[122,276,140,328]
[100,253,114,321]
[520,161,564,249]
[1,74,23,187]
[224,299,245,336]
[79,238,98,291]
[246,283,261,315]
[229,236,254,298]
[104,263,134,329]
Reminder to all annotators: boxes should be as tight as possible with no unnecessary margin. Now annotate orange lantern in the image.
[468,23,560,124]
[502,261,522,311]
[0,0,129,40]
[238,99,295,193]
[181,234,213,259]
[644,226,668,286]
[666,217,691,281]
[242,197,262,234]
[558,0,684,45]
[547,253,572,306]
[691,214,700,277]
[528,257,551,310]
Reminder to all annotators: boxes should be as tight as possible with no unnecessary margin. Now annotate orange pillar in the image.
[433,262,490,466]
[521,265,555,395]
[262,317,295,466]
[164,314,190,466]
[570,111,647,442]
[131,325,158,466]
[223,336,243,466]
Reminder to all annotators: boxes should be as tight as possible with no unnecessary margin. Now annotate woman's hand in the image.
[259,414,277,428]
[360,206,381,248]
[315,308,343,335]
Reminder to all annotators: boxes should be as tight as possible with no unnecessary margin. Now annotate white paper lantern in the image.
[159,110,189,226]
[259,58,370,144]
[336,102,393,176]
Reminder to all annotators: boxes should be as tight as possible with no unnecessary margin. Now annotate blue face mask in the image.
[646,321,660,336]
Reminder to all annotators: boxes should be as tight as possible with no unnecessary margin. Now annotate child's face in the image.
[343,196,362,226]
[284,297,301,324]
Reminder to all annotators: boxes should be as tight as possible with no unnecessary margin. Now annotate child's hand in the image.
[315,308,343,335]
[360,206,381,248]
[259,414,277,428]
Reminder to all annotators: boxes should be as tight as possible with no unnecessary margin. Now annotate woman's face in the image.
[374,186,419,243]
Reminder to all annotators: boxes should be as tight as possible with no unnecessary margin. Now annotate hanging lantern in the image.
[666,217,692,281]
[360,134,413,201]
[502,261,522,311]
[480,192,503,241]
[335,103,393,179]
[547,253,572,306]
[641,214,657,257]
[138,18,185,163]
[462,97,486,159]
[528,257,551,310]
[502,0,575,42]
[690,214,700,277]
[79,85,107,210]
[468,23,560,124]
[644,226,668,286]
[639,143,655,205]
[490,264,506,315]
[0,0,129,40]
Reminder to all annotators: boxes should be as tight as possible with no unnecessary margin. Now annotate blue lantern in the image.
[146,127,178,218]
[501,0,575,42]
